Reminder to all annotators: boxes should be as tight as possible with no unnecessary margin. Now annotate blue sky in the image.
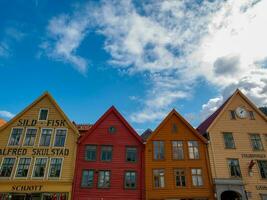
[1,0,267,133]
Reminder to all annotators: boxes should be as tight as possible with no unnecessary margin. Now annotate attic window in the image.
[172,124,178,133]
[230,110,236,120]
[108,126,116,134]
[39,109,49,121]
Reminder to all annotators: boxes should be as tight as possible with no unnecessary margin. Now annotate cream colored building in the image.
[198,89,267,200]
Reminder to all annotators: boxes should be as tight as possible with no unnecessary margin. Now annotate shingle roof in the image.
[141,128,153,141]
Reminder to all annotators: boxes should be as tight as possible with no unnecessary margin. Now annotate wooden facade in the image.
[72,106,145,200]
[144,109,214,200]
[197,89,267,200]
[0,92,79,200]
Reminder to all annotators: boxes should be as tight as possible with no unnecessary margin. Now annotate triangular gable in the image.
[0,92,79,136]
[147,109,207,144]
[79,106,143,144]
[197,89,267,134]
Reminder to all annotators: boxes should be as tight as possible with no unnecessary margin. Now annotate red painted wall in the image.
[72,107,145,200]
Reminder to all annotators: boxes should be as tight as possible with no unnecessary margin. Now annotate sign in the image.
[256,185,267,190]
[241,154,266,158]
[12,185,43,192]
[0,148,69,156]
[17,119,66,127]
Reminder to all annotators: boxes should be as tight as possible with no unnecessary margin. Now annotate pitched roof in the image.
[79,106,143,144]
[141,128,153,141]
[0,119,6,127]
[147,109,208,144]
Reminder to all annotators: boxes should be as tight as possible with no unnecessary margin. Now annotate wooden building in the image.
[143,109,214,200]
[0,92,79,200]
[72,106,145,200]
[197,89,267,200]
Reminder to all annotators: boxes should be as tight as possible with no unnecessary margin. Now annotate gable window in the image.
[250,134,263,151]
[49,158,62,178]
[223,132,235,149]
[0,158,16,177]
[174,169,186,187]
[230,110,236,120]
[39,128,52,146]
[249,111,255,120]
[85,145,97,161]
[38,109,48,121]
[258,160,267,179]
[172,141,184,160]
[126,147,137,162]
[24,128,37,146]
[54,129,67,147]
[98,170,110,188]
[188,141,199,159]
[101,146,112,161]
[16,158,31,178]
[32,158,47,178]
[125,171,136,189]
[228,159,242,177]
[172,123,178,133]
[8,128,23,146]
[153,141,165,160]
[153,169,165,188]
[191,168,203,186]
[81,169,94,187]
[108,126,116,134]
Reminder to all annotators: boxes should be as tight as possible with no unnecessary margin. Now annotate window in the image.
[24,128,37,146]
[249,111,255,120]
[172,123,178,133]
[250,134,263,151]
[8,128,23,146]
[153,169,165,188]
[174,169,186,187]
[108,126,116,133]
[98,170,110,188]
[153,141,165,160]
[172,141,184,160]
[223,132,235,149]
[126,147,137,162]
[32,158,47,178]
[81,170,94,187]
[49,158,62,178]
[261,194,267,200]
[230,110,236,120]
[101,146,112,161]
[39,129,52,146]
[39,109,48,121]
[0,158,16,177]
[85,145,97,161]
[54,129,67,147]
[188,141,199,159]
[125,171,136,189]
[228,159,242,177]
[258,160,267,179]
[191,168,203,187]
[16,158,31,178]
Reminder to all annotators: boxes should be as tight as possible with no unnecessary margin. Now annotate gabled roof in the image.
[141,128,153,141]
[147,109,208,144]
[197,89,267,135]
[79,106,143,144]
[0,92,79,136]
[0,119,6,127]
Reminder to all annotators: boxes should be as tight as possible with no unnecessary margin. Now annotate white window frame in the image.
[31,157,48,179]
[47,157,63,179]
[38,108,49,121]
[53,128,68,147]
[38,128,53,147]
[0,157,17,180]
[7,127,24,147]
[22,127,37,147]
[14,157,32,179]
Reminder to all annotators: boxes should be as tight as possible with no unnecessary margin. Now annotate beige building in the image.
[197,89,267,200]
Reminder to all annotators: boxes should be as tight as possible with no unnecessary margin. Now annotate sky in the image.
[1,0,267,134]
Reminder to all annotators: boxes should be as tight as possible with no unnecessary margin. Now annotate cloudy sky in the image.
[1,0,267,133]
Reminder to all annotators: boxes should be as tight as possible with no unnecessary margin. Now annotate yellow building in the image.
[0,92,79,200]
[197,89,267,200]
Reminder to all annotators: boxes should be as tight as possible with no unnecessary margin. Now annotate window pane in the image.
[0,158,16,177]
[16,158,31,177]
[8,128,23,146]
[101,146,112,161]
[230,110,236,120]
[24,128,37,146]
[49,158,62,178]
[228,159,241,177]
[125,171,136,188]
[153,169,165,188]
[81,170,94,187]
[188,141,199,159]
[249,111,255,120]
[39,129,52,146]
[191,168,203,186]
[85,145,97,161]
[153,141,165,160]
[126,147,137,162]
[39,109,48,120]
[33,158,47,178]
[98,171,110,188]
[174,169,186,187]
[54,129,67,147]
[250,134,263,150]
[258,160,267,179]
[172,141,184,160]
[223,132,235,149]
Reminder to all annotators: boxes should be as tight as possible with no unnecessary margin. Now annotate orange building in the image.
[142,109,214,200]
[0,119,5,127]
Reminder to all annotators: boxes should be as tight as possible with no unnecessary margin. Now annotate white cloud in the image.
[0,110,15,119]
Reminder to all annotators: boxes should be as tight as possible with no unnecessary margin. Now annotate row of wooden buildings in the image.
[0,89,266,200]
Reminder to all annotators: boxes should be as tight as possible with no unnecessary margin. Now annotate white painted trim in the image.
[53,128,68,147]
[47,157,64,180]
[0,157,17,180]
[31,157,49,180]
[22,127,38,147]
[38,128,54,147]
[7,127,24,147]
[38,108,49,121]
[14,157,32,179]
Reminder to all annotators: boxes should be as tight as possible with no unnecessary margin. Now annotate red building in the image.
[72,106,145,200]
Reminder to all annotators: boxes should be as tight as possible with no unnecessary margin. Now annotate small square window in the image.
[39,109,48,121]
[108,126,116,134]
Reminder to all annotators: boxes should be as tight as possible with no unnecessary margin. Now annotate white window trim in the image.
[53,128,68,147]
[14,157,32,180]
[7,127,24,147]
[0,157,17,180]
[22,127,38,147]
[31,157,49,180]
[47,157,64,180]
[38,108,49,121]
[38,128,54,147]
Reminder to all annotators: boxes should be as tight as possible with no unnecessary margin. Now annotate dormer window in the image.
[39,109,49,121]
[108,126,116,134]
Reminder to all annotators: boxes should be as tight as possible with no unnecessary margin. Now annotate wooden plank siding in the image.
[145,110,214,200]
